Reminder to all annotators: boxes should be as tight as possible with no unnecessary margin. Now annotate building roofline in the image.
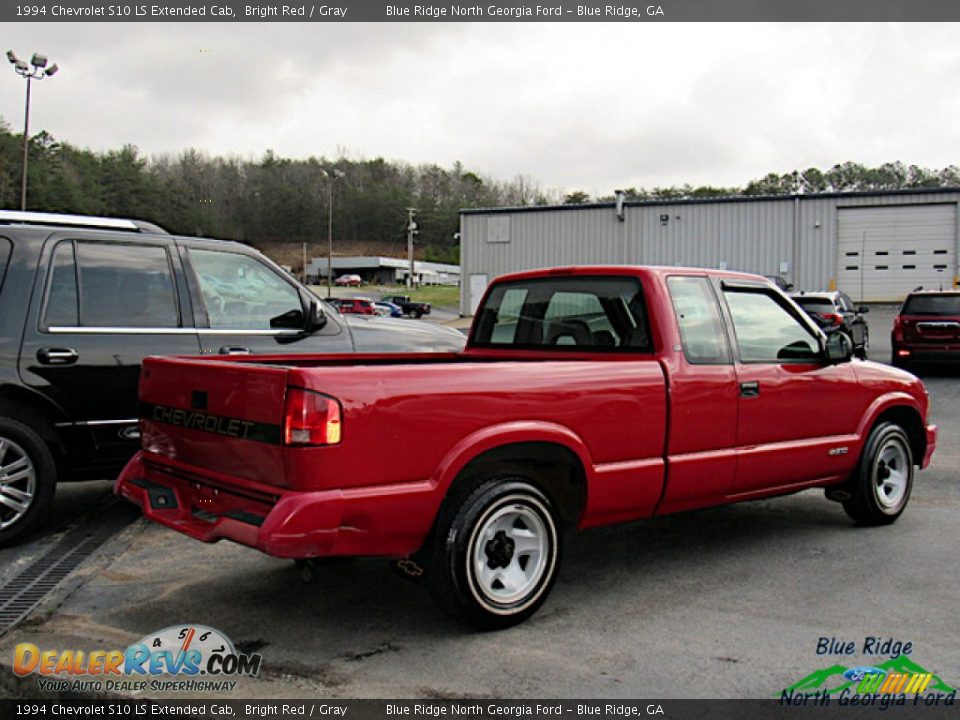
[459,186,960,216]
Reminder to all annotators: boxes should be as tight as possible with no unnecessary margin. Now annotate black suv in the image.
[789,290,870,359]
[0,211,465,545]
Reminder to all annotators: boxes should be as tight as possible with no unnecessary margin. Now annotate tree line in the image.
[2,120,958,266]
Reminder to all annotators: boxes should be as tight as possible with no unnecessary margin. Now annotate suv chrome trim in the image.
[46,326,300,336]
[54,419,138,428]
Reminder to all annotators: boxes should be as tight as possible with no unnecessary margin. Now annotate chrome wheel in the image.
[467,495,555,613]
[0,437,36,530]
[874,437,909,510]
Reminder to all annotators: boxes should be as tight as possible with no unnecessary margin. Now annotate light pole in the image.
[321,169,345,298]
[7,50,58,211]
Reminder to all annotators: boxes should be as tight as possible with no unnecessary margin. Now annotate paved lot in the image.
[1,306,957,699]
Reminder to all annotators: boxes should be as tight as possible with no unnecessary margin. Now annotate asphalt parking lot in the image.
[1,305,957,699]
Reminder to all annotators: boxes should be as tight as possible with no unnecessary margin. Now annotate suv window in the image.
[667,276,729,364]
[724,289,819,362]
[0,238,10,291]
[43,241,179,328]
[902,294,960,316]
[189,249,302,329]
[473,276,650,351]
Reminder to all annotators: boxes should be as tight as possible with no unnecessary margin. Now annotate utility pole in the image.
[322,169,345,298]
[406,208,418,289]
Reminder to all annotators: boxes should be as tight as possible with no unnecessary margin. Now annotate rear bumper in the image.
[114,452,438,559]
[922,424,937,470]
[896,344,960,363]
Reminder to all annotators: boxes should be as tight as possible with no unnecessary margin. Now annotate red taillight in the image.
[893,316,904,342]
[284,388,342,446]
[818,312,843,326]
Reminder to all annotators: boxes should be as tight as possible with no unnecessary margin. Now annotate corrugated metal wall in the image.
[460,191,960,315]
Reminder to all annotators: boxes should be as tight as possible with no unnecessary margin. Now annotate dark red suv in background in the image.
[892,290,960,369]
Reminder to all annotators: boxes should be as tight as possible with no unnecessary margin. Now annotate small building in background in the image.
[459,188,960,315]
[307,256,460,286]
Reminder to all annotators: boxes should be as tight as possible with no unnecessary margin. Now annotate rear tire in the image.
[409,309,422,319]
[842,422,913,526]
[0,418,57,547]
[429,478,561,630]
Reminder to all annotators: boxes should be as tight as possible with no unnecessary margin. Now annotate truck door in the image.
[720,281,862,493]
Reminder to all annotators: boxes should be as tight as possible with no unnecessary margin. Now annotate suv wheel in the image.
[842,422,913,526]
[0,418,56,546]
[430,478,561,630]
[409,309,422,319]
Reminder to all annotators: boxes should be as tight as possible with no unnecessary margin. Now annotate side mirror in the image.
[858,306,870,314]
[824,332,853,363]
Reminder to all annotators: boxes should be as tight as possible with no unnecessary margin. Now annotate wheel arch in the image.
[432,423,592,531]
[0,384,67,452]
[871,405,926,466]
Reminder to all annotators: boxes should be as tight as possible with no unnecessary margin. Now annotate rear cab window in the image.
[471,275,651,351]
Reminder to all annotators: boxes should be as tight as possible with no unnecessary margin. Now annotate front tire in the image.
[843,423,913,526]
[0,418,57,547]
[430,479,561,630]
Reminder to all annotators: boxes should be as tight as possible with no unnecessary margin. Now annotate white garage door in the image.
[837,205,957,302]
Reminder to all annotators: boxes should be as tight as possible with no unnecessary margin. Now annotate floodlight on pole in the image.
[8,49,58,211]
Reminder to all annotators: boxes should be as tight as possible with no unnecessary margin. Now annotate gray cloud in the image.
[2,22,958,196]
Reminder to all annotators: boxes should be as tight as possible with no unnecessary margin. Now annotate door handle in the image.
[739,381,760,398]
[37,347,79,365]
[219,346,252,355]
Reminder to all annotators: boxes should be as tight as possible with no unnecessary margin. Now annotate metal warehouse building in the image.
[458,188,960,315]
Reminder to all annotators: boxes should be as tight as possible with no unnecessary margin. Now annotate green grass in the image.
[404,285,460,307]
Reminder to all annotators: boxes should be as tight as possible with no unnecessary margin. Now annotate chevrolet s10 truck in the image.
[116,266,937,629]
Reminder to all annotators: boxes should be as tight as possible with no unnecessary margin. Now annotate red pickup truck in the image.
[116,266,936,629]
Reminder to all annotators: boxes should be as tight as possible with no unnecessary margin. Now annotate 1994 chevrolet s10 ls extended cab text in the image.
[116,266,937,628]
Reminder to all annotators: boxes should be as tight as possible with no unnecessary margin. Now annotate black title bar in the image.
[5,0,960,22]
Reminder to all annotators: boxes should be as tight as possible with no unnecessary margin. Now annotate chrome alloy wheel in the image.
[467,496,555,613]
[0,436,36,530]
[873,436,909,510]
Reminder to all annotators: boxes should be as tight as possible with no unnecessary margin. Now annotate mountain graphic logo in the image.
[782,655,956,696]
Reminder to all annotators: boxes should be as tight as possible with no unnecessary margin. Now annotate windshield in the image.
[902,295,960,316]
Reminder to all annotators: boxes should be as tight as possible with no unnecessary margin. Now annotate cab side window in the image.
[188,249,301,330]
[667,276,730,363]
[724,289,819,362]
[43,241,179,328]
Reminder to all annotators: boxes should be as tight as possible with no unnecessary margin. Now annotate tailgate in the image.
[139,356,291,487]
[903,317,960,343]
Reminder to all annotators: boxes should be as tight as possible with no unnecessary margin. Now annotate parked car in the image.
[790,291,870,359]
[118,265,935,629]
[331,298,377,315]
[374,301,403,318]
[891,290,960,369]
[381,294,431,319]
[0,211,465,546]
[335,274,361,287]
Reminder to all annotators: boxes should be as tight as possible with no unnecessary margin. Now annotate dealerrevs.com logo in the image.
[13,625,261,694]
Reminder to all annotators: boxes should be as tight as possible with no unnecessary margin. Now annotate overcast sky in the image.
[2,23,959,196]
